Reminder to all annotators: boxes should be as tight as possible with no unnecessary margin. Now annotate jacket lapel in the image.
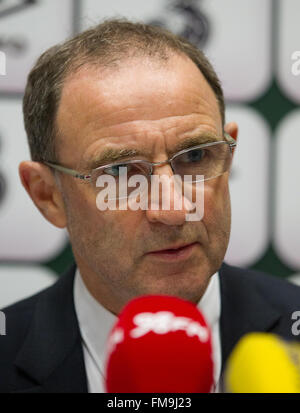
[13,264,88,393]
[219,263,281,372]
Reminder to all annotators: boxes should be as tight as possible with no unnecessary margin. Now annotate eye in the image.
[103,164,134,177]
[180,148,206,163]
[102,162,150,177]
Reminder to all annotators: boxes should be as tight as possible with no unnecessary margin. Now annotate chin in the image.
[137,275,209,304]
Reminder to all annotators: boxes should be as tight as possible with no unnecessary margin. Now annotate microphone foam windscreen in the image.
[224,332,300,393]
[104,295,214,393]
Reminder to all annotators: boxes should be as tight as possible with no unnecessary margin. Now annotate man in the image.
[0,19,299,393]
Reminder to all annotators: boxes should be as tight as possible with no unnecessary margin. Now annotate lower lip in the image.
[147,243,198,262]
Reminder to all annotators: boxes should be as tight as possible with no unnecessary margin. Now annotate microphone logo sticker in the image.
[130,311,209,342]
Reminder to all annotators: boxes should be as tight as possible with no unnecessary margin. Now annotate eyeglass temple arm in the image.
[44,161,90,180]
[224,132,237,149]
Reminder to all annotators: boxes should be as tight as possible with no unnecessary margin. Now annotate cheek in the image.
[66,184,100,224]
[61,181,106,246]
[64,182,144,252]
[99,209,145,249]
[203,176,231,231]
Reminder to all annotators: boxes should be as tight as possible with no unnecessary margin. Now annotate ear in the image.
[224,121,238,141]
[19,161,67,228]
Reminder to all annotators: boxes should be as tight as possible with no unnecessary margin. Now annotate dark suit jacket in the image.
[0,263,299,393]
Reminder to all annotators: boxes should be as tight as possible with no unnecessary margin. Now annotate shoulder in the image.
[0,280,56,365]
[220,262,300,312]
[0,264,76,381]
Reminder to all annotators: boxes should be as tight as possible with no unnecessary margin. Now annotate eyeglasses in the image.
[44,133,236,193]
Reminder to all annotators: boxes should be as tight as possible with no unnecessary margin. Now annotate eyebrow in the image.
[85,132,221,170]
[86,148,152,170]
[173,133,221,153]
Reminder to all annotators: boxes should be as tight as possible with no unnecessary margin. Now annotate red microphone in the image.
[104,295,214,393]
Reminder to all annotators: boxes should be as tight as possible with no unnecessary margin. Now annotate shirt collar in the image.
[74,268,221,373]
[74,270,116,373]
[198,270,221,329]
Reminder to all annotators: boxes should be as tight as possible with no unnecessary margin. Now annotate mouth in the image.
[147,242,198,262]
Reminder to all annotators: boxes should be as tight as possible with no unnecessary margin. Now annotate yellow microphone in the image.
[224,333,300,393]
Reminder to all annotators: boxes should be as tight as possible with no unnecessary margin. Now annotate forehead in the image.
[55,54,222,163]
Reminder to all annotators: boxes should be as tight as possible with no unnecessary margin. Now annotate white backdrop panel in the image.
[274,109,300,269]
[225,105,270,266]
[80,0,271,101]
[0,0,73,93]
[0,100,67,261]
[0,264,56,308]
[277,0,300,103]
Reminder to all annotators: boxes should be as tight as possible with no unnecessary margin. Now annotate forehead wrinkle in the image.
[56,54,223,163]
[60,61,221,129]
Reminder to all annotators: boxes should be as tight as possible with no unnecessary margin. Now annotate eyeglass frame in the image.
[43,132,236,183]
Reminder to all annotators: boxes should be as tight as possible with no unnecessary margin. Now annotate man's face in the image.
[55,54,232,313]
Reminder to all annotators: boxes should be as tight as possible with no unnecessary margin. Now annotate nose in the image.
[145,164,195,226]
